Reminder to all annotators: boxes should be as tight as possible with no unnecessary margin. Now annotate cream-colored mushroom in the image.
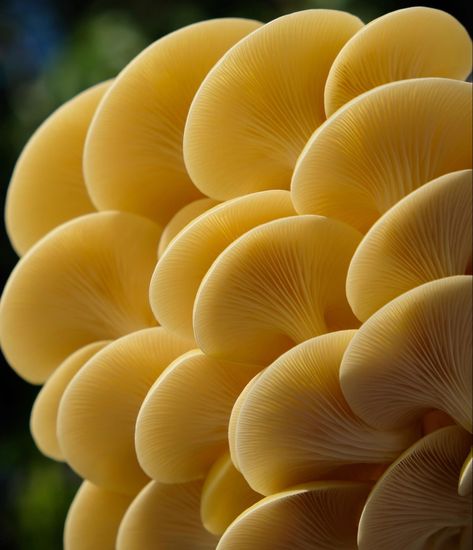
[459,449,472,497]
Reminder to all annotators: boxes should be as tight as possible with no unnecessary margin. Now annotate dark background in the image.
[0,1,471,548]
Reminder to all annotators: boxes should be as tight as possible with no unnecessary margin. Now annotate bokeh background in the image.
[0,1,471,548]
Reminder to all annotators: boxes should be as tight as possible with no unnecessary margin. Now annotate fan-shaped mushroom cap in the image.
[233,330,417,495]
[201,451,261,536]
[151,190,296,340]
[340,276,472,433]
[324,7,472,116]
[459,449,472,497]
[194,215,362,365]
[184,10,363,200]
[5,81,111,256]
[347,169,472,322]
[64,481,133,550]
[136,350,260,483]
[292,78,472,233]
[358,426,472,549]
[116,480,218,550]
[30,340,110,461]
[217,481,371,550]
[84,18,261,225]
[57,327,194,495]
[0,211,161,384]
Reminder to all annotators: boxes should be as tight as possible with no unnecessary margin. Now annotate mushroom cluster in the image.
[1,7,472,549]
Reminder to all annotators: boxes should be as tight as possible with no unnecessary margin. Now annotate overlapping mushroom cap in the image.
[184,9,363,200]
[84,18,261,225]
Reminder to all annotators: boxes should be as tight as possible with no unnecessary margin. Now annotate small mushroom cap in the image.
[151,190,296,340]
[292,78,472,233]
[0,211,161,384]
[459,450,472,497]
[233,330,417,495]
[64,481,133,550]
[347,169,472,322]
[30,340,110,461]
[5,81,111,256]
[116,480,218,550]
[57,327,194,495]
[201,451,261,536]
[194,215,362,365]
[340,276,472,433]
[184,9,363,200]
[358,426,472,549]
[325,7,472,116]
[136,350,260,483]
[84,18,261,225]
[217,481,371,550]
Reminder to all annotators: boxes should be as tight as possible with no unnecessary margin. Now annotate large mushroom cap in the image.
[84,18,261,225]
[358,426,472,549]
[292,78,472,233]
[217,481,371,550]
[57,327,194,495]
[150,190,296,340]
[0,211,161,384]
[5,81,111,256]
[325,7,472,116]
[116,480,218,550]
[135,350,260,483]
[347,169,472,322]
[233,330,417,495]
[340,276,472,433]
[459,450,472,497]
[194,215,362,365]
[184,10,363,200]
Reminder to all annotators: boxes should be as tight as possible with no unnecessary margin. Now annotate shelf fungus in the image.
[84,18,260,225]
[292,78,472,233]
[194,215,362,365]
[0,211,161,383]
[184,10,363,200]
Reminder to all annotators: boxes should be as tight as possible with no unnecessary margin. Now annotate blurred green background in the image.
[0,1,471,548]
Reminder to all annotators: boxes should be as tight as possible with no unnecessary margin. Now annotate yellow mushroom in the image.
[325,7,472,116]
[194,215,362,365]
[340,276,472,433]
[347,169,472,322]
[358,426,472,549]
[84,18,261,225]
[116,480,218,550]
[57,327,194,495]
[292,78,472,233]
[64,481,133,550]
[150,190,296,340]
[5,81,111,256]
[183,10,363,200]
[459,450,472,497]
[30,340,110,461]
[233,330,417,495]
[0,211,161,384]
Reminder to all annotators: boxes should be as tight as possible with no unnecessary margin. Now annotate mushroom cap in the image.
[233,330,417,495]
[183,9,363,200]
[135,349,260,483]
[358,426,472,549]
[116,480,218,550]
[84,18,261,225]
[347,169,472,322]
[194,215,362,365]
[324,7,472,116]
[57,327,194,495]
[150,190,296,340]
[217,481,371,550]
[459,449,472,497]
[340,276,472,433]
[64,481,133,550]
[5,81,111,256]
[30,340,110,461]
[200,451,261,536]
[0,211,161,384]
[292,78,472,233]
